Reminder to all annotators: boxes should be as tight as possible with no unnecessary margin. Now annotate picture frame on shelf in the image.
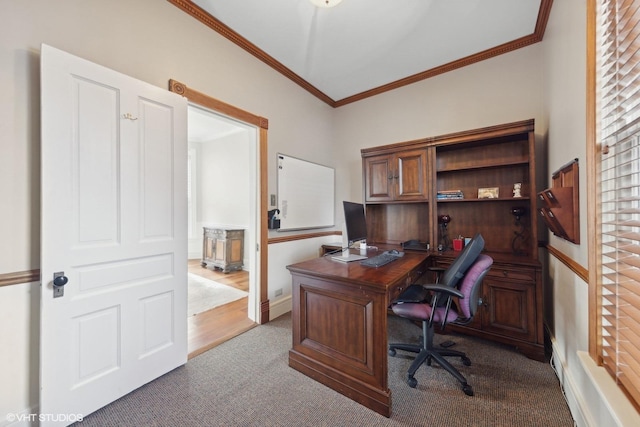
[478,187,499,199]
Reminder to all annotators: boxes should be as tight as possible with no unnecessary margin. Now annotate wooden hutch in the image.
[361,119,545,361]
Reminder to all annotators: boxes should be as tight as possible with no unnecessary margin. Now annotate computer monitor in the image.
[343,201,367,247]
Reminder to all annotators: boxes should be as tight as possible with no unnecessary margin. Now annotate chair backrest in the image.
[457,254,493,319]
[441,233,485,288]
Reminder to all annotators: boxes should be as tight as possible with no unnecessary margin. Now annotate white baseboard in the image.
[550,336,640,426]
[269,295,291,321]
[576,351,640,427]
[550,339,586,426]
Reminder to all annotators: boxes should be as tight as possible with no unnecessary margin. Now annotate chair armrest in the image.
[422,284,464,298]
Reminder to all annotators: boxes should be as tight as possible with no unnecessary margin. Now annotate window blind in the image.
[596,0,640,407]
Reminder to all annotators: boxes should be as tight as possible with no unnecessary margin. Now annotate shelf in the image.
[437,197,531,203]
[437,159,530,174]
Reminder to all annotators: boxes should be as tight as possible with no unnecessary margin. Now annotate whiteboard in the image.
[277,154,334,231]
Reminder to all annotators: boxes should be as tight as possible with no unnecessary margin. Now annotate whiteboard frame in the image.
[276,153,335,231]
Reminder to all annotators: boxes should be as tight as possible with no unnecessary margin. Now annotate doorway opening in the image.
[169,79,271,355]
[185,105,258,357]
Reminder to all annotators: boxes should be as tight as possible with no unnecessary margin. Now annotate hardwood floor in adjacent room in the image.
[187,259,256,359]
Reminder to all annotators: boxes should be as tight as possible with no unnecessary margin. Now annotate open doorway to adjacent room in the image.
[185,104,258,358]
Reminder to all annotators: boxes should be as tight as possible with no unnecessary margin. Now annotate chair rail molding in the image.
[0,269,40,287]
[546,244,588,283]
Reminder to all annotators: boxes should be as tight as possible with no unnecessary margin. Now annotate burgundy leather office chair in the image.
[388,252,493,396]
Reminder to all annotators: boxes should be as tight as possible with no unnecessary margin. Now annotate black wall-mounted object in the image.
[268,209,280,230]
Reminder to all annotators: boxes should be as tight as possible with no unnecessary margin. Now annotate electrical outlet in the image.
[275,288,283,297]
[270,194,276,206]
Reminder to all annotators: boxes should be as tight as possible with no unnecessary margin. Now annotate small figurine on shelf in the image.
[513,182,522,198]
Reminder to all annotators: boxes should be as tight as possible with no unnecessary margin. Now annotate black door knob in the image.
[53,275,68,287]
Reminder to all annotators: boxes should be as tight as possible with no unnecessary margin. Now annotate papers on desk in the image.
[331,253,367,263]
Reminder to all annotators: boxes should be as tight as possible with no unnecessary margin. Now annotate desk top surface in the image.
[286,245,430,288]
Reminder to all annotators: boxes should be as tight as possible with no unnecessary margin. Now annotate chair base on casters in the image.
[389,321,474,396]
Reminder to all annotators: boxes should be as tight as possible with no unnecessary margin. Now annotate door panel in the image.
[40,44,187,426]
[74,78,120,244]
[140,99,175,239]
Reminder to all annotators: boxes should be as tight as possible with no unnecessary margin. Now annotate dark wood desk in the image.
[287,248,430,417]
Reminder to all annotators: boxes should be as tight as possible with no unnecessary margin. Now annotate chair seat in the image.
[392,302,459,324]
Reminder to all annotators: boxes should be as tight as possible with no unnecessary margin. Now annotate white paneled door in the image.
[40,44,188,426]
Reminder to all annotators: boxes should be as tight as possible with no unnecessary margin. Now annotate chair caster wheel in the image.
[462,356,471,366]
[462,384,474,396]
[388,348,396,357]
[407,375,418,388]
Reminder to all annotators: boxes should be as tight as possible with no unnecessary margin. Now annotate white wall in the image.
[194,131,252,265]
[199,132,250,227]
[0,282,39,425]
[267,235,341,320]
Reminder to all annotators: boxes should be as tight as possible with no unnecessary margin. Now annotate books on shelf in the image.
[437,189,464,200]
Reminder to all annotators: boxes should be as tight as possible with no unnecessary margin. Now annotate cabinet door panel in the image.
[364,155,394,202]
[229,238,243,264]
[482,278,536,341]
[396,149,428,201]
[204,236,214,260]
[214,239,225,263]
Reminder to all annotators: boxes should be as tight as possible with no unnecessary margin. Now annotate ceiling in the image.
[170,0,552,108]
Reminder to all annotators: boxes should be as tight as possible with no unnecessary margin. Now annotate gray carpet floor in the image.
[78,312,574,426]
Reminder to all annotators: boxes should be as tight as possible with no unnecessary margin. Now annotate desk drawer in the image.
[389,284,406,303]
[486,266,535,283]
[388,264,426,302]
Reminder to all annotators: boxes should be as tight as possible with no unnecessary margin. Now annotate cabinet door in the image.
[395,149,428,201]
[203,231,215,262]
[214,238,226,263]
[364,154,394,202]
[481,276,536,342]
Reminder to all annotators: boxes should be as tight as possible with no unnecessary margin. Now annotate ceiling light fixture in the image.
[309,0,343,8]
